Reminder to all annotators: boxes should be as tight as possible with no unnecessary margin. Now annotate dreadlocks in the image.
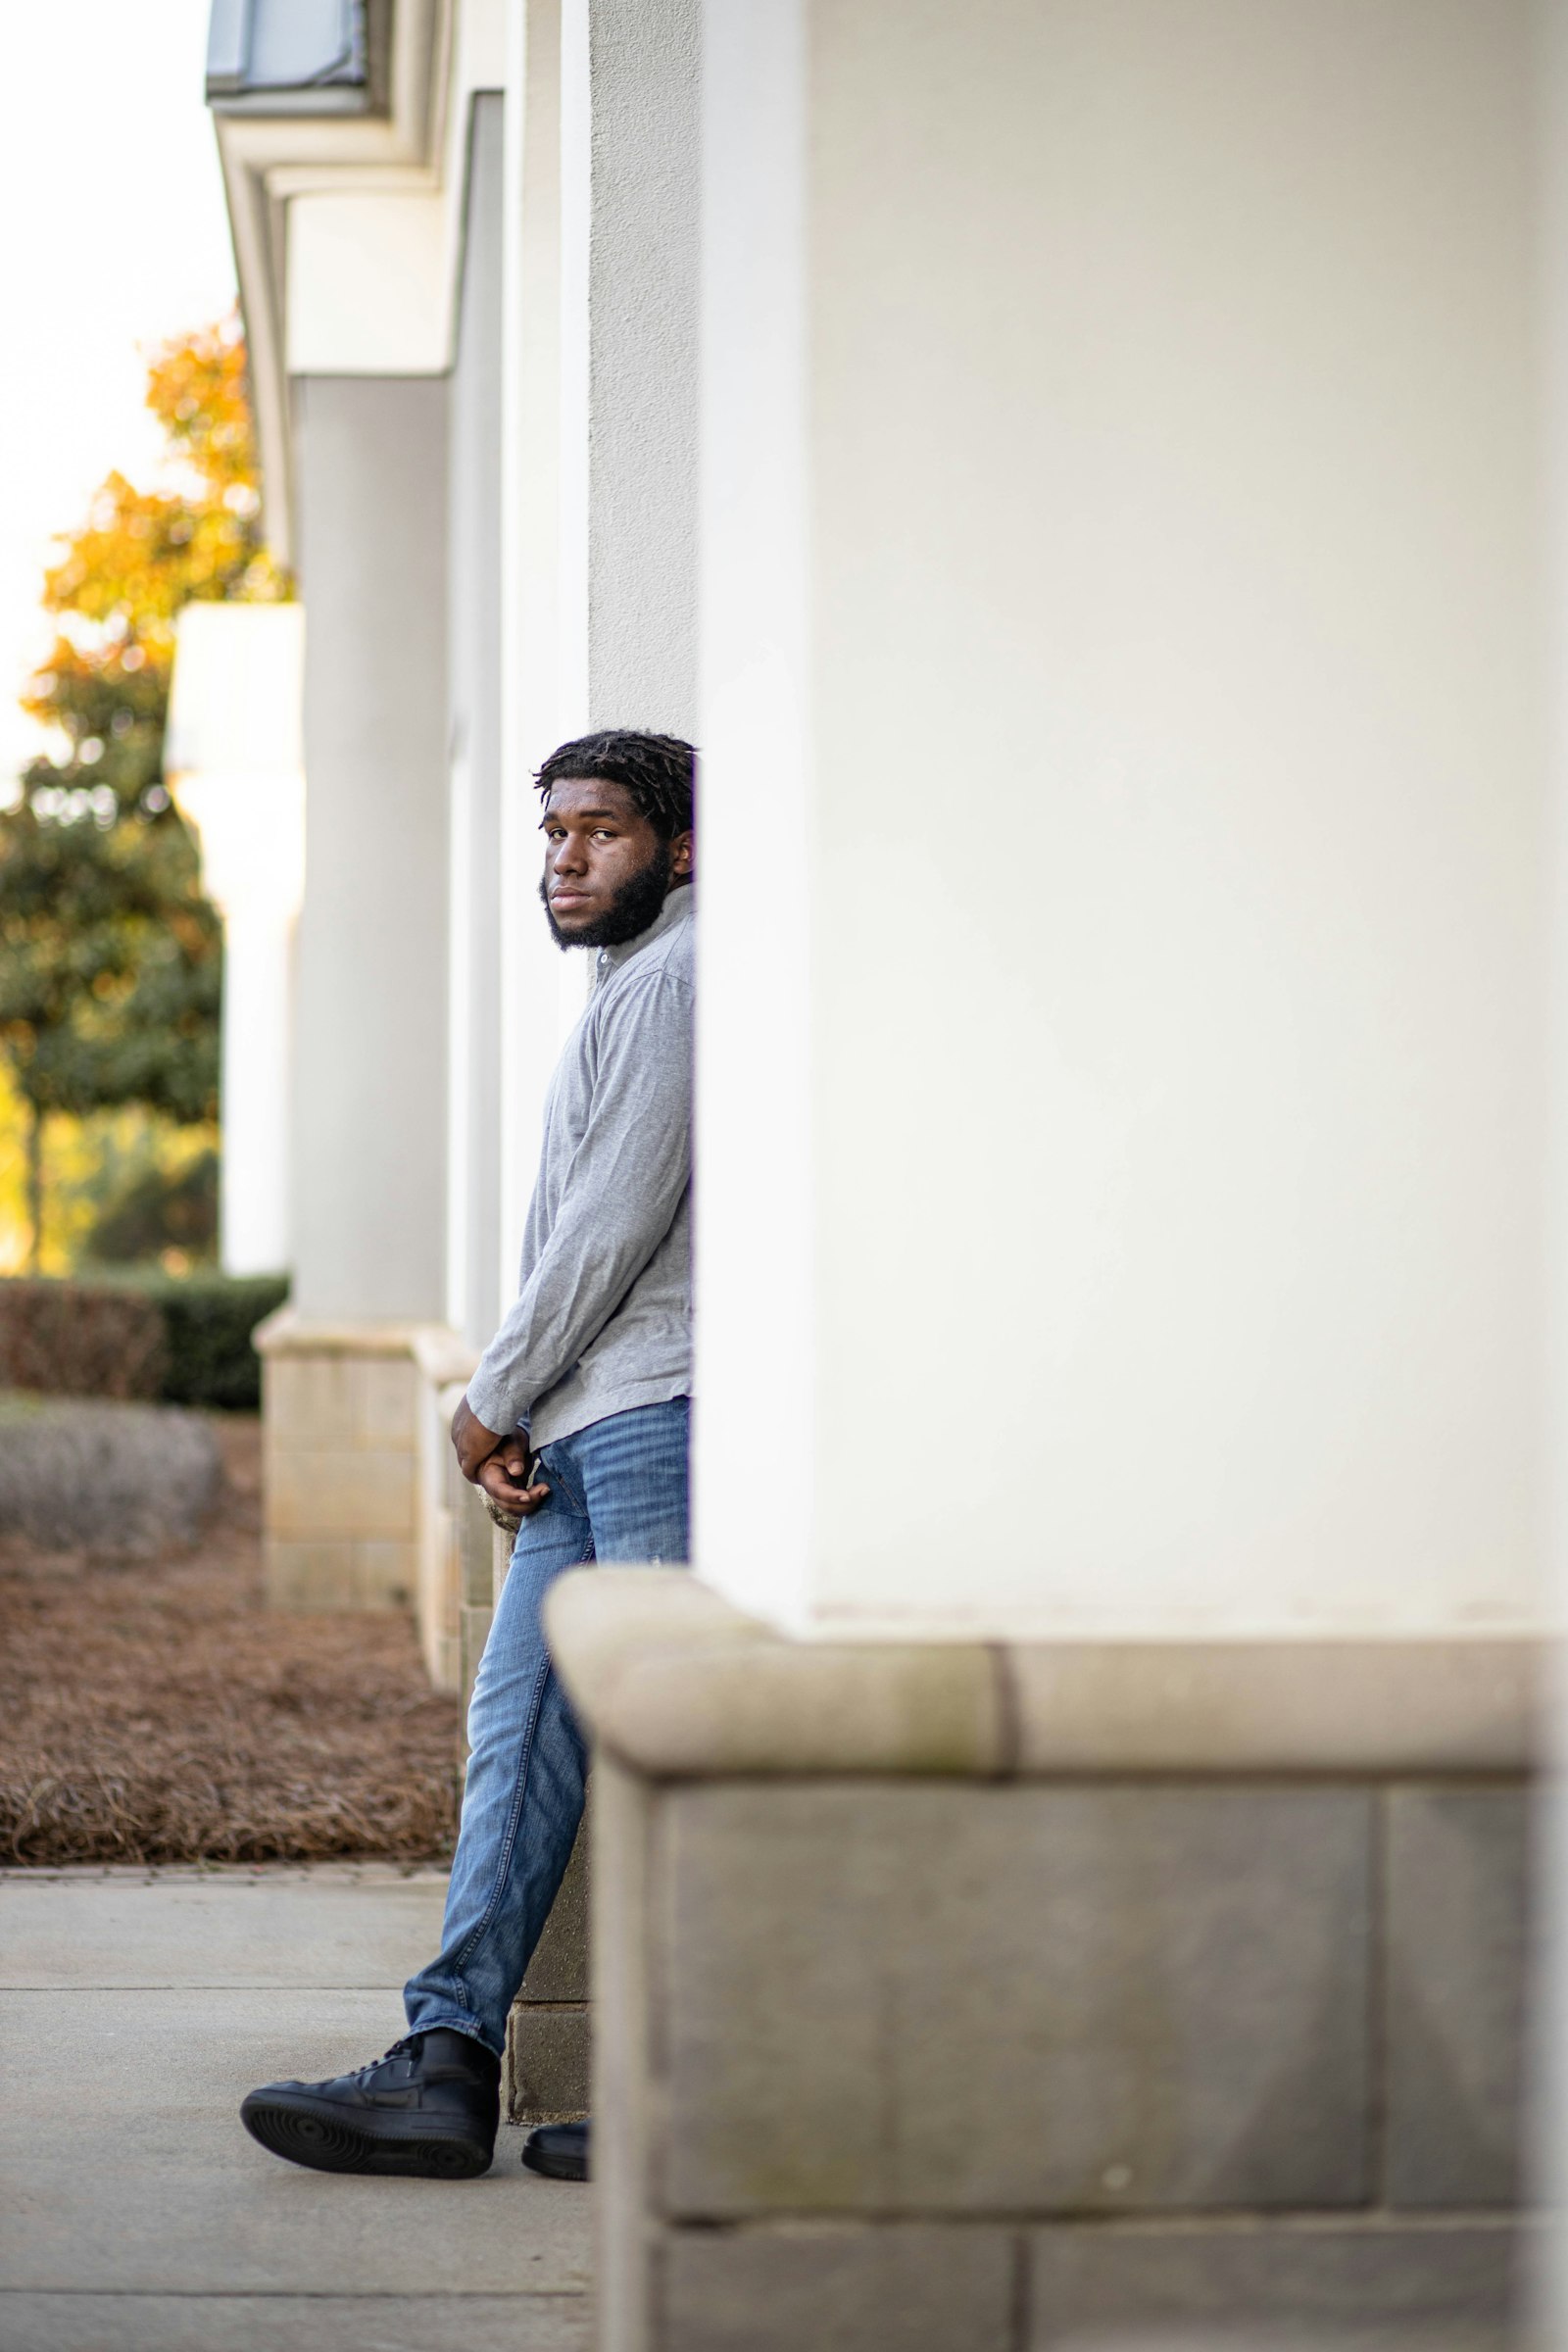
[534,730,695,840]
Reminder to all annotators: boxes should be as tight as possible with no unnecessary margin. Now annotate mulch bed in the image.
[0,1416,460,1865]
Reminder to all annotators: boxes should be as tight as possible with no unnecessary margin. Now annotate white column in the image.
[696,0,1547,1642]
[496,0,699,1328]
[584,0,699,730]
[166,602,306,1279]
[447,91,507,1348]
[696,0,814,1630]
[499,0,578,1319]
[288,375,450,1323]
[213,898,296,1275]
[1527,0,1568,2305]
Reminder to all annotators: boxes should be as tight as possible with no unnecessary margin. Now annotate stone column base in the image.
[547,1571,1543,2352]
[506,1824,591,2126]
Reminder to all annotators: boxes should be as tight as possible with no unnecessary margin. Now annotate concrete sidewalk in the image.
[0,1866,591,2352]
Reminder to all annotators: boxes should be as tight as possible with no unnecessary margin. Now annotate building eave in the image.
[212,0,454,566]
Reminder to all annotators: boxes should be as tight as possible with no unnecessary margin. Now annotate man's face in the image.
[539,775,693,950]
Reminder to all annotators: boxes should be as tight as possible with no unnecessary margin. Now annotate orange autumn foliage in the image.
[21,313,289,808]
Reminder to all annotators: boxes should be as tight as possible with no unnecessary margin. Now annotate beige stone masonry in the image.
[267,1446,416,1539]
[546,1571,1546,2350]
[417,1374,491,1696]
[255,1310,478,1670]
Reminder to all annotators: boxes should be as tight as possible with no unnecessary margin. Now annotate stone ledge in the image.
[548,1571,1002,1776]
[254,1305,478,1386]
[544,1570,1544,1779]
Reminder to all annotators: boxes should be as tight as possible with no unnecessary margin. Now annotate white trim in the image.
[213,0,483,561]
[286,191,452,374]
[216,129,293,561]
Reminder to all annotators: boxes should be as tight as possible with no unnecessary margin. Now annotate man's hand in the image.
[476,1450,551,1517]
[451,1394,506,1479]
[450,1395,551,1517]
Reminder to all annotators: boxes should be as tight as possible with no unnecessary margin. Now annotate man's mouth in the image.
[551,889,590,908]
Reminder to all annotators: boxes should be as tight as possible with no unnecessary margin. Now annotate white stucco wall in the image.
[584,0,700,734]
[697,0,1547,1639]
[497,0,699,1315]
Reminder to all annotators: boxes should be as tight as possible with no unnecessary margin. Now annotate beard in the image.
[539,842,674,950]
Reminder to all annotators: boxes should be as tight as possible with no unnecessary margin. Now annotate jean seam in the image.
[450,1527,596,2010]
[537,1442,585,1519]
[449,1656,549,2006]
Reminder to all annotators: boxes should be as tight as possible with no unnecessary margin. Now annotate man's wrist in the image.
[465,1371,516,1442]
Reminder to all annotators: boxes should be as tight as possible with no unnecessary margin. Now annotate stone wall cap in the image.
[254,1306,477,1384]
[543,1570,1544,1780]
[545,1571,1004,1777]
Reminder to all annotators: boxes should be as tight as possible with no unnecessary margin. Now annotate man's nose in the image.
[553,834,588,874]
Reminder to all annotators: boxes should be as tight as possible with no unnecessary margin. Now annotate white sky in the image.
[0,2,237,783]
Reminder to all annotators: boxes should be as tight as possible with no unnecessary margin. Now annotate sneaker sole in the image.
[241,2093,492,2180]
[520,2142,589,2183]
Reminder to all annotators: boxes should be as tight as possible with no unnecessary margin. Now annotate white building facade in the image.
[201,2,1562,2342]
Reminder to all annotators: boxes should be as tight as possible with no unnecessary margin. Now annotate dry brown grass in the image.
[0,1417,460,1865]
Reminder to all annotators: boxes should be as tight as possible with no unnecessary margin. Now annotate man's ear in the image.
[671,830,694,877]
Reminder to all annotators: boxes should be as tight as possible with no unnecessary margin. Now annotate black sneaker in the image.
[521,2118,590,2181]
[241,2029,500,2180]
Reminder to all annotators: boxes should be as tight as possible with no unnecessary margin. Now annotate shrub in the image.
[0,1272,288,1412]
[0,1280,166,1400]
[138,1272,289,1411]
[0,1392,221,1550]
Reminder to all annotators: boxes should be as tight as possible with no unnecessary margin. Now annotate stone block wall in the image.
[255,1311,475,1647]
[451,1495,498,1718]
[643,1777,1530,2348]
[507,1825,591,2126]
[550,1571,1542,2352]
[262,1338,420,1608]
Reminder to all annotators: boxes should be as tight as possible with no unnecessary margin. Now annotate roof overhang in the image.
[210,0,455,565]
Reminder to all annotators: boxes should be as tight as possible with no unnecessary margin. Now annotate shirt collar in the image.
[596,881,695,977]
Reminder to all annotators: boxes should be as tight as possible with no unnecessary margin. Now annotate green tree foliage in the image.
[0,811,220,1260]
[89,1148,219,1265]
[0,316,288,1267]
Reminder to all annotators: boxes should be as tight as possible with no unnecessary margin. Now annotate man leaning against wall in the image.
[240,729,697,2186]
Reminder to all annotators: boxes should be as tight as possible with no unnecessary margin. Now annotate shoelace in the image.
[351,2034,422,2081]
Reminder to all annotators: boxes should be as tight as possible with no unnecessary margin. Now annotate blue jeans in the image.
[404,1397,689,2055]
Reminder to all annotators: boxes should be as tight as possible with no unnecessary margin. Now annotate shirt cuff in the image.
[466,1363,526,1439]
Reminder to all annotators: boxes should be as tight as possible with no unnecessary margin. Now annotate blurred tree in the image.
[0,315,289,1269]
[21,315,287,819]
[89,1147,219,1266]
[0,811,220,1264]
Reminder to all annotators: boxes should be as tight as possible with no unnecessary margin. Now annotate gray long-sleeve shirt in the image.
[466,886,694,1446]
